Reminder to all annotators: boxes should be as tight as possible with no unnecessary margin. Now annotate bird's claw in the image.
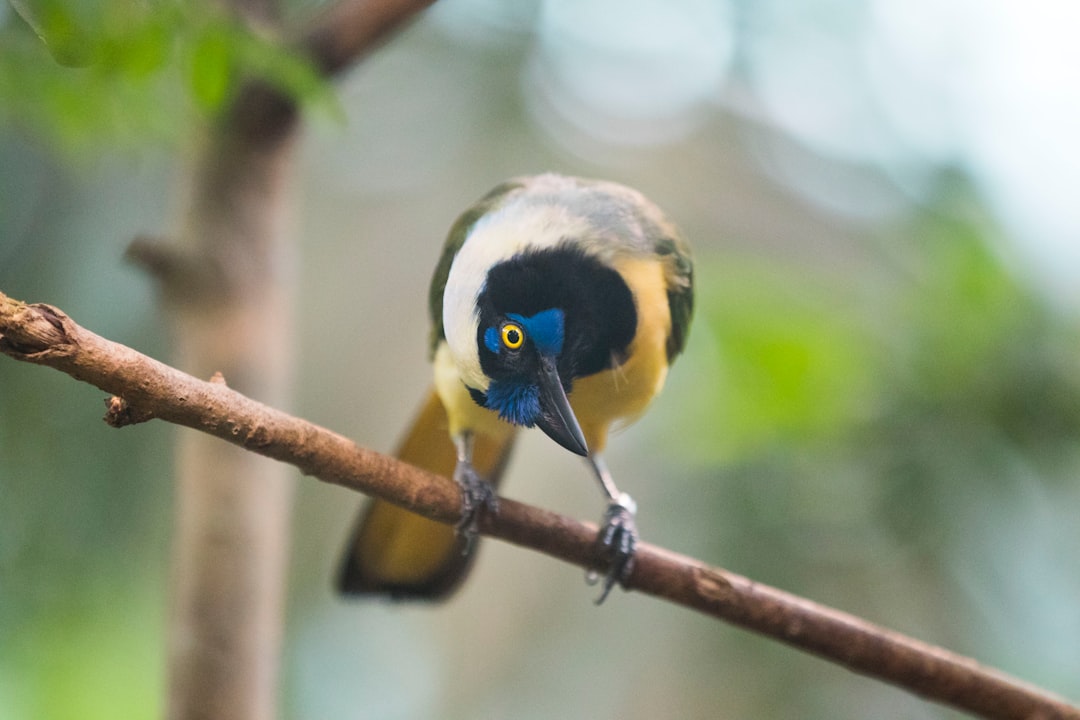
[453,461,499,554]
[588,492,638,604]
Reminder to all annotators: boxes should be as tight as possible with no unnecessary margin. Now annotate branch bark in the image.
[225,0,438,146]
[3,291,1077,720]
[298,0,438,77]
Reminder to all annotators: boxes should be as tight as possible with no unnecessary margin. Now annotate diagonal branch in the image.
[1,289,1077,720]
[228,0,438,144]
[297,0,439,77]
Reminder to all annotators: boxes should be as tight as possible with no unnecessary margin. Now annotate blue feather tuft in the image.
[484,380,541,427]
[509,308,564,357]
[484,326,501,354]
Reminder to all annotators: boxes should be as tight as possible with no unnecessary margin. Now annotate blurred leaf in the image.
[8,0,100,66]
[186,22,234,111]
[0,0,337,153]
[242,31,338,115]
[901,217,1036,398]
[4,582,163,720]
[683,257,879,462]
[96,5,174,77]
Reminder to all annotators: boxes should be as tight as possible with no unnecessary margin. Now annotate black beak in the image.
[535,355,589,457]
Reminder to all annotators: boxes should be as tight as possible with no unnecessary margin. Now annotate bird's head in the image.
[473,306,586,454]
[461,244,638,457]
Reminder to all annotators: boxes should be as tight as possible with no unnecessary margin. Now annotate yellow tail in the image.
[336,390,516,600]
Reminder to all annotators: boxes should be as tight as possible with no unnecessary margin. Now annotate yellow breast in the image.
[568,256,671,453]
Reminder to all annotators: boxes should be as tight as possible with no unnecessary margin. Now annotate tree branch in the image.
[297,0,439,77]
[226,0,437,145]
[2,289,1077,720]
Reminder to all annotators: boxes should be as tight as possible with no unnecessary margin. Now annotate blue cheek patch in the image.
[484,326,501,354]
[508,308,564,357]
[481,308,564,426]
[485,380,541,427]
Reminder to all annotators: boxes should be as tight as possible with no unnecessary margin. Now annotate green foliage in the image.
[900,218,1038,400]
[687,257,877,460]
[1,578,163,720]
[0,0,335,154]
[683,207,1080,469]
[672,198,1080,567]
[186,19,234,110]
[661,205,1080,713]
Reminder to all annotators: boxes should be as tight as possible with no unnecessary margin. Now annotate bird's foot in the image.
[587,492,638,604]
[453,461,499,554]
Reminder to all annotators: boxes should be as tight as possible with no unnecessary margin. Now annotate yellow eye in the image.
[501,323,524,350]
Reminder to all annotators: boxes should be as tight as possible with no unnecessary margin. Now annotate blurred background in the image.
[3,0,1080,717]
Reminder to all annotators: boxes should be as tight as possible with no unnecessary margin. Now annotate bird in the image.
[336,173,693,603]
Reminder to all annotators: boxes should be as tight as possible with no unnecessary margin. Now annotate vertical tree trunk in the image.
[160,105,299,719]
[128,1,436,716]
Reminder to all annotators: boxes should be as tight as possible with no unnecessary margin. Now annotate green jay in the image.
[337,173,693,602]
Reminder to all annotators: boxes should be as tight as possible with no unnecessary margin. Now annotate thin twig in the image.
[1,289,1077,720]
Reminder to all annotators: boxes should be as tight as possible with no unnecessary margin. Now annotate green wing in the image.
[658,231,693,363]
[427,178,527,357]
